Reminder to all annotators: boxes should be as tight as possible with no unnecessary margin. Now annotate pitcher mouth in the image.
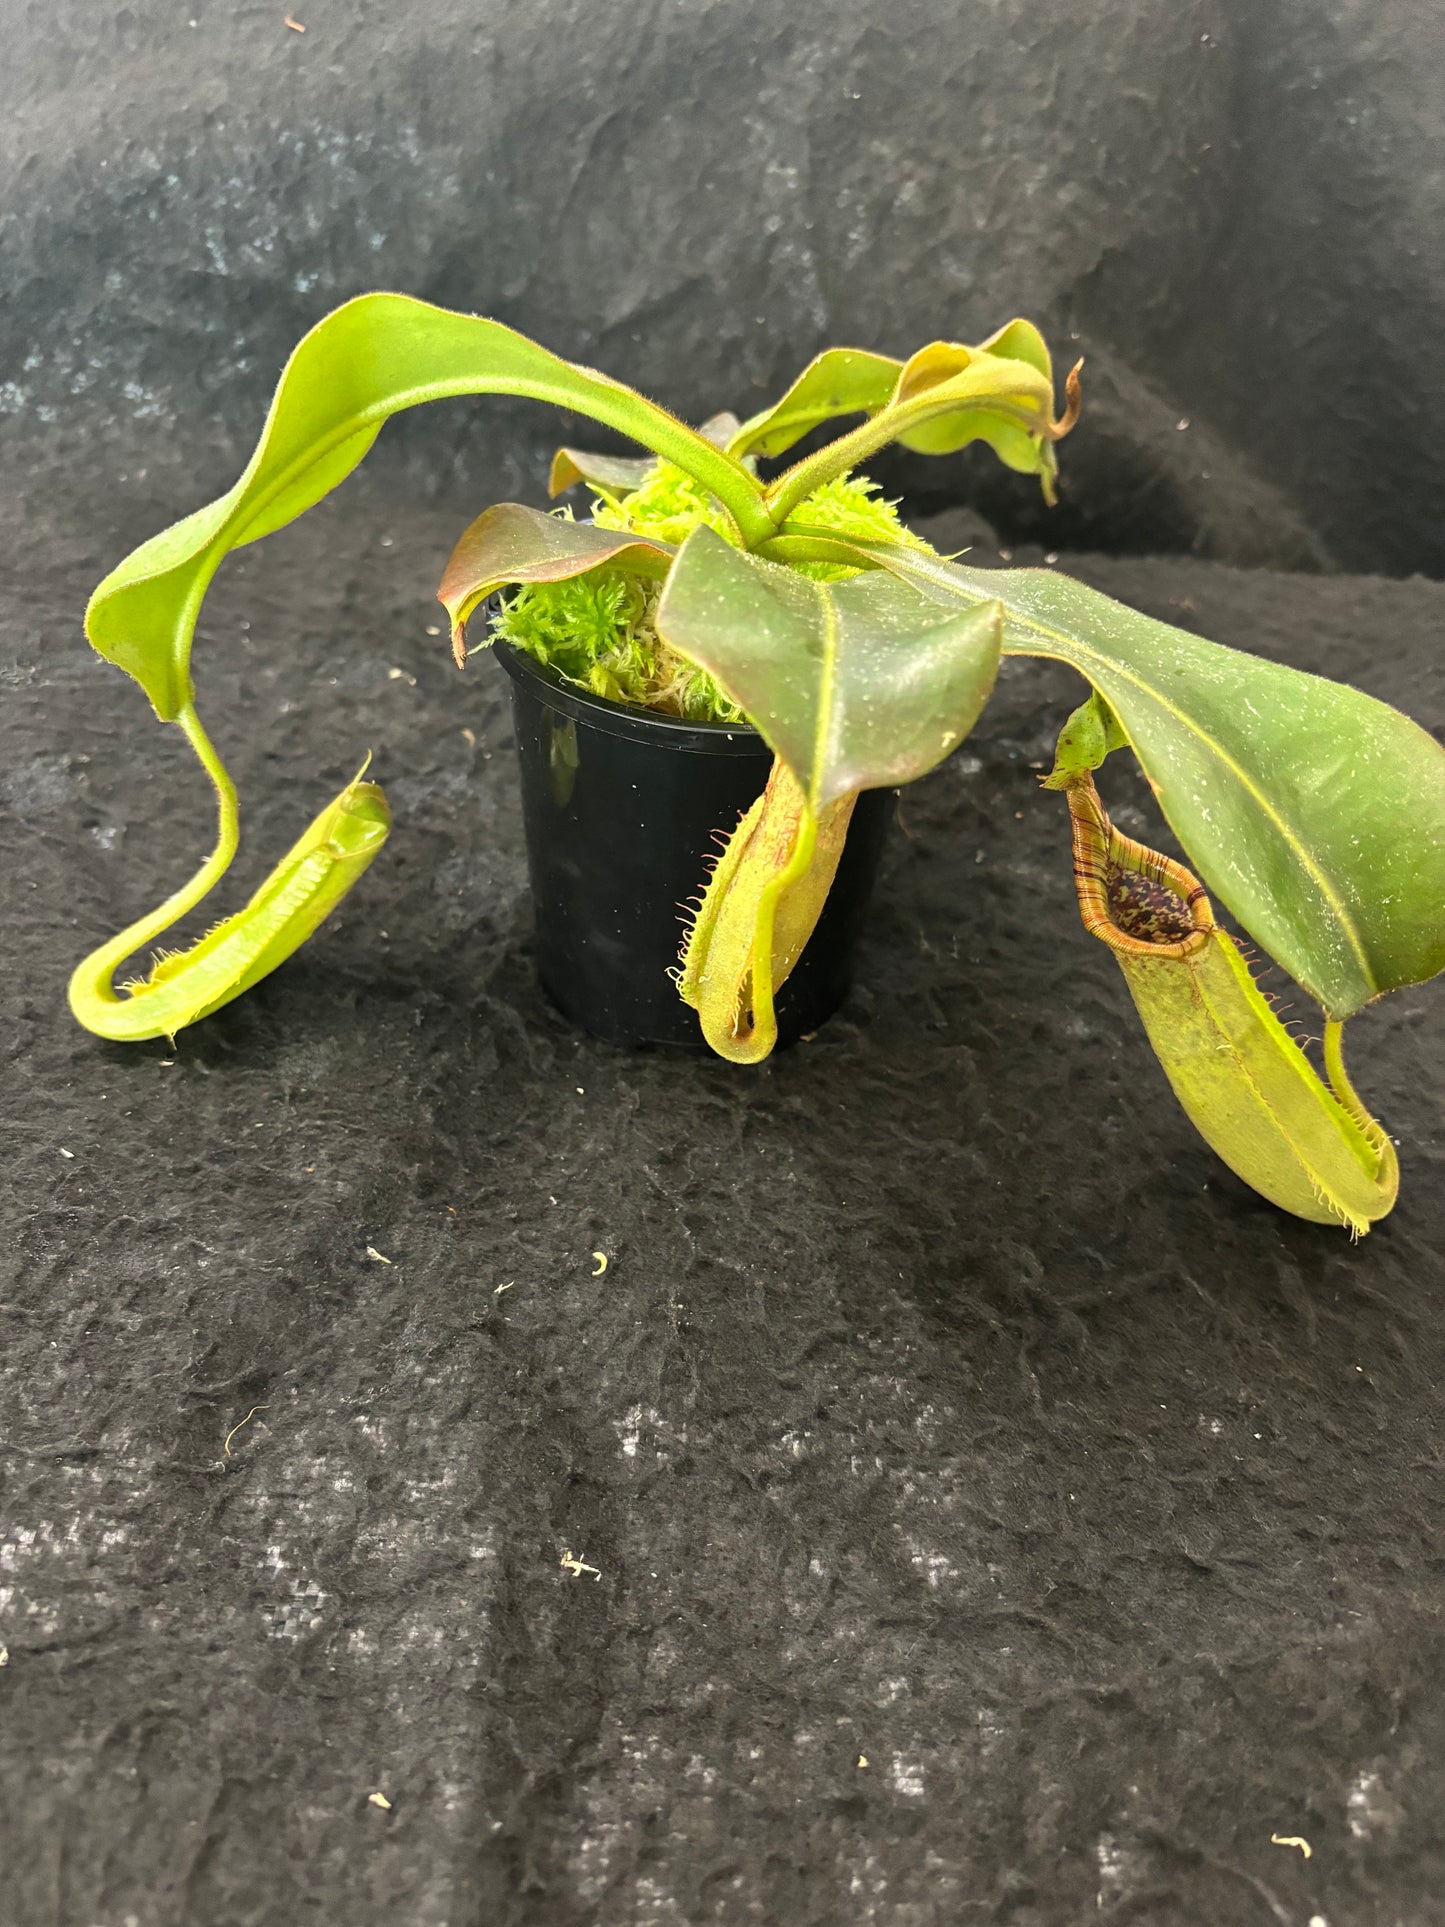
[1064,774,1213,960]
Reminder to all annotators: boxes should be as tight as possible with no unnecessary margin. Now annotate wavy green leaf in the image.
[73,295,771,1043]
[886,321,1068,484]
[438,504,672,663]
[86,292,770,721]
[727,348,904,459]
[762,346,1067,526]
[794,537,1445,1016]
[656,525,1001,809]
[729,322,1074,508]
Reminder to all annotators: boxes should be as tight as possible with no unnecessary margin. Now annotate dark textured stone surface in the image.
[3,472,1443,1924]
[1184,1,1445,575]
[5,0,1443,570]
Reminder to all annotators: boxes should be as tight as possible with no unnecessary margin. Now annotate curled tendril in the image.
[1049,358,1085,441]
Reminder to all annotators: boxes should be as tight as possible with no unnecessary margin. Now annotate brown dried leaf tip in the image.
[1054,358,1084,440]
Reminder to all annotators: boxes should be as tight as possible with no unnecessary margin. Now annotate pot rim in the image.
[491,639,767,756]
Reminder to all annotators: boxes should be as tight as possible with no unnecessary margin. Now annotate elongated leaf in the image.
[727,323,1077,507]
[438,503,671,663]
[763,348,1070,525]
[86,292,771,721]
[727,348,904,459]
[74,295,770,1046]
[656,526,1002,809]
[796,537,1445,1016]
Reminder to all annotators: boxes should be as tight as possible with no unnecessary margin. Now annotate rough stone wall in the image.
[4,0,1442,569]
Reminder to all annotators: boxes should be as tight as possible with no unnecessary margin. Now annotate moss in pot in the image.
[471,459,930,1046]
[66,295,1445,1234]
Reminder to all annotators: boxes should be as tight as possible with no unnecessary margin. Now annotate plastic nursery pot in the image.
[495,641,892,1050]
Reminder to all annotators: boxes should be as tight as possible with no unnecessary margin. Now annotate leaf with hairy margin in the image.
[727,349,904,459]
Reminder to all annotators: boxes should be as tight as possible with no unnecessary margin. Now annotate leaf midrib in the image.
[108,372,770,610]
[1018,616,1372,999]
[889,551,1376,1003]
[808,579,841,810]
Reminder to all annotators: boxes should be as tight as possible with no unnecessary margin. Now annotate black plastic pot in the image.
[496,641,891,1049]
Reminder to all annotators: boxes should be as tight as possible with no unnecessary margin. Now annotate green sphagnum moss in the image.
[490,463,936,723]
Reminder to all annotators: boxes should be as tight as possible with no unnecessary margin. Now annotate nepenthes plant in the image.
[69,294,1445,1233]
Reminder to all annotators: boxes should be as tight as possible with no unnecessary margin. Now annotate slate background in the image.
[3,3,1444,1924]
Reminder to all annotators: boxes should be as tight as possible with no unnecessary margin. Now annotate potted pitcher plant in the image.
[68,295,1445,1234]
